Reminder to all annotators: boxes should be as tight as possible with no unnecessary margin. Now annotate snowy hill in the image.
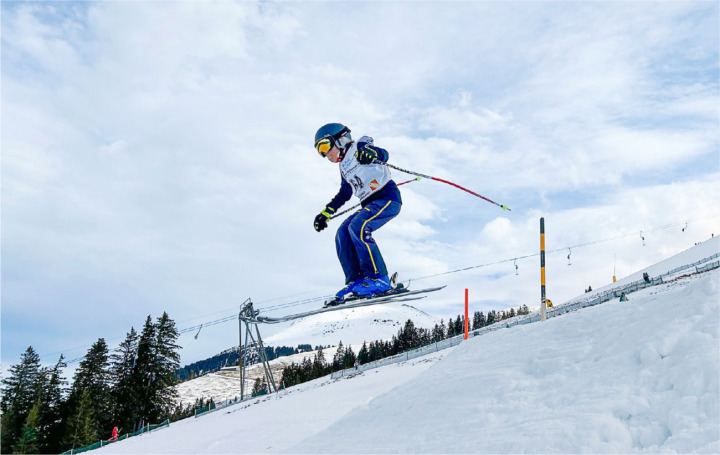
[175,302,438,406]
[593,236,719,294]
[263,301,439,347]
[97,240,719,454]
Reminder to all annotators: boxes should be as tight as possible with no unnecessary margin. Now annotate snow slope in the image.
[290,271,719,453]
[96,241,719,454]
[264,302,439,348]
[593,236,719,293]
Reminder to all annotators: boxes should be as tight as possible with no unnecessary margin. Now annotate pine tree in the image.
[431,324,440,342]
[131,313,182,428]
[32,355,68,454]
[343,346,357,369]
[478,311,486,328]
[454,316,463,335]
[66,338,112,441]
[132,315,157,431]
[398,319,417,351]
[152,312,181,420]
[109,327,139,435]
[312,347,328,377]
[332,341,345,371]
[447,319,456,338]
[472,311,487,330]
[15,400,41,454]
[280,364,297,388]
[64,389,98,449]
[1,346,42,453]
[252,378,268,396]
[368,341,381,361]
[390,335,400,355]
[487,310,497,325]
[357,342,369,365]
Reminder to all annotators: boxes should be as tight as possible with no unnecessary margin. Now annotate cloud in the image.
[1,1,717,369]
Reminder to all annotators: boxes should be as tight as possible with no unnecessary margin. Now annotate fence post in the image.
[464,288,469,340]
[540,217,547,321]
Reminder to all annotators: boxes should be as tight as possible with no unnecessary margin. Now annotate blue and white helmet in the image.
[314,123,353,158]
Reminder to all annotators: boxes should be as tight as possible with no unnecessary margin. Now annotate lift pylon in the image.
[238,298,277,399]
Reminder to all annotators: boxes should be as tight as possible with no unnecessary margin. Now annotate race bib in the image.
[340,137,391,201]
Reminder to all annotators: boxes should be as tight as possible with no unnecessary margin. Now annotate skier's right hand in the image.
[314,213,328,232]
[314,207,334,232]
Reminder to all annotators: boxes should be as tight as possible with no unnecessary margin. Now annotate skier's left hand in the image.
[355,144,380,165]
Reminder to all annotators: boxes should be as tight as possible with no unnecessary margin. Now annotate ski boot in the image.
[324,279,363,307]
[352,275,393,299]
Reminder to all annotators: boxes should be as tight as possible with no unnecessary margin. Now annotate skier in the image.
[313,123,402,304]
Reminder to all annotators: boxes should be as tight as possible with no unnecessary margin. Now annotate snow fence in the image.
[61,420,169,454]
[331,336,464,379]
[562,252,720,312]
[194,395,246,417]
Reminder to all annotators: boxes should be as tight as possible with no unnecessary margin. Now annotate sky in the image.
[2,1,719,372]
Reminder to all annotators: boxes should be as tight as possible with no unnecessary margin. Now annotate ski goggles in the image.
[315,138,334,157]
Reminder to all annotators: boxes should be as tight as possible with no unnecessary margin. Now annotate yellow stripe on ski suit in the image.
[360,200,393,276]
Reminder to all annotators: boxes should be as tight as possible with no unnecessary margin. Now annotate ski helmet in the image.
[314,123,352,158]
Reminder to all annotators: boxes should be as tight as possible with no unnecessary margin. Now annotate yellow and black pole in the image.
[540,217,547,321]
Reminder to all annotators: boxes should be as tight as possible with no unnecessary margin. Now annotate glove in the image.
[313,206,335,232]
[355,144,381,165]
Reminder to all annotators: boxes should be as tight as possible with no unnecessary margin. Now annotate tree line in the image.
[175,344,317,382]
[1,312,181,454]
[279,305,531,389]
[1,303,532,452]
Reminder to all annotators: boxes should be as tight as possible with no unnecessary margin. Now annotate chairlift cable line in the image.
[39,212,720,364]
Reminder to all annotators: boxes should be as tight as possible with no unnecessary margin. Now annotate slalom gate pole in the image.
[329,177,420,220]
[540,218,547,322]
[464,288,469,340]
[381,162,511,211]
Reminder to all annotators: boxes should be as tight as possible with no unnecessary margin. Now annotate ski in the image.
[254,285,446,324]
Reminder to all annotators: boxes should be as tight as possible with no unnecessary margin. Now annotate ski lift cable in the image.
[181,213,720,321]
[221,212,720,318]
[42,212,720,364]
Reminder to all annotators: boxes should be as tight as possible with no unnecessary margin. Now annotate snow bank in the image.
[289,271,719,453]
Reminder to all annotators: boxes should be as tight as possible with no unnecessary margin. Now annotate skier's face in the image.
[326,145,341,163]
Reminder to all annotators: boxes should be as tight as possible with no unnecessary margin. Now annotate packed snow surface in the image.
[96,240,719,454]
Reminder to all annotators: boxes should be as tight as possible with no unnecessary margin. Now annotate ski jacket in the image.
[326,136,402,212]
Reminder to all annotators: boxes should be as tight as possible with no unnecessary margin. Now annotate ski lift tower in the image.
[238,298,277,398]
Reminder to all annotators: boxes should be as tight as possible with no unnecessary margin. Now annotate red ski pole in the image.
[382,162,510,211]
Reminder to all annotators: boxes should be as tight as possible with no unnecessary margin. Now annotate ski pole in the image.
[381,162,510,211]
[329,177,421,220]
